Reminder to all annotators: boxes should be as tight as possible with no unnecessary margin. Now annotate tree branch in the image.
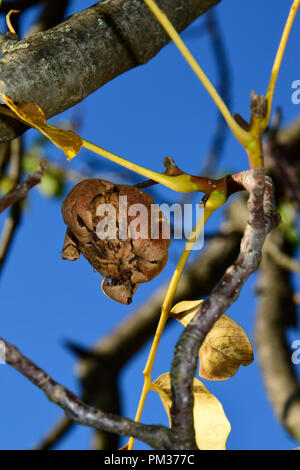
[169,170,280,449]
[1,337,173,449]
[0,157,46,213]
[0,0,220,143]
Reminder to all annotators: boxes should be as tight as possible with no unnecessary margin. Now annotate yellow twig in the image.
[264,0,300,129]
[127,191,226,450]
[142,0,251,148]
[83,139,199,193]
[246,0,300,168]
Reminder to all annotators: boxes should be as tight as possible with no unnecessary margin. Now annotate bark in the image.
[0,0,220,143]
[2,337,173,449]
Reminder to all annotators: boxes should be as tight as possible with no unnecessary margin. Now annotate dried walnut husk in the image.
[61,179,170,304]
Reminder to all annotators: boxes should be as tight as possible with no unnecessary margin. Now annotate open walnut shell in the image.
[61,179,170,304]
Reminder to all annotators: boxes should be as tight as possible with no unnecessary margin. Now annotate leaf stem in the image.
[82,139,223,194]
[142,0,251,148]
[264,0,300,128]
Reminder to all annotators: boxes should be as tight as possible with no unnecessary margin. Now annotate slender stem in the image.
[246,0,300,168]
[127,191,226,450]
[6,9,20,35]
[264,0,300,128]
[142,0,250,148]
[83,139,202,193]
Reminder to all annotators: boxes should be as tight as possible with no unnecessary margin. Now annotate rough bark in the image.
[0,0,220,143]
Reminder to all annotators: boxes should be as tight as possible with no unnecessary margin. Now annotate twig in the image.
[255,229,300,442]
[0,137,22,274]
[34,212,243,449]
[0,203,21,272]
[169,170,280,449]
[1,337,173,449]
[0,158,47,213]
[264,239,300,274]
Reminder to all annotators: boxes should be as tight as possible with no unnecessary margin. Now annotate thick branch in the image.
[1,337,172,449]
[169,170,280,449]
[34,416,74,450]
[0,0,220,143]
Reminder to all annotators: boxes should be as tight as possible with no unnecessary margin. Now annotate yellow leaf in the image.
[171,300,254,381]
[170,300,203,327]
[151,372,231,450]
[1,94,82,159]
[198,314,254,381]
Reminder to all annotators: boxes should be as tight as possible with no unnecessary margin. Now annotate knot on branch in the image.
[62,179,170,304]
[250,91,268,119]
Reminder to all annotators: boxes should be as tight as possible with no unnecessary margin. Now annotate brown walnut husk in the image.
[61,179,170,304]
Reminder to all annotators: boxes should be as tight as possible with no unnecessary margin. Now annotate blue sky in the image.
[1,0,300,450]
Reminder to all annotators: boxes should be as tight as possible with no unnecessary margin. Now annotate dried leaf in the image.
[1,94,82,159]
[198,314,254,381]
[151,372,231,450]
[171,300,254,380]
[170,300,203,326]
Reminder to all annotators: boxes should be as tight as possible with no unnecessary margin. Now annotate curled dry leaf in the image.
[62,179,170,304]
[0,93,82,159]
[151,372,231,450]
[171,300,254,380]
